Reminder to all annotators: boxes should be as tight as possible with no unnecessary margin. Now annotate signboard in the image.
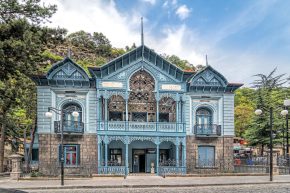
[161,84,181,91]
[101,82,123,88]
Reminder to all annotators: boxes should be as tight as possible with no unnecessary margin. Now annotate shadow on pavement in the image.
[0,188,28,193]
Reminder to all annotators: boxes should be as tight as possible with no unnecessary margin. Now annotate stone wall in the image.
[186,136,234,173]
[38,134,97,176]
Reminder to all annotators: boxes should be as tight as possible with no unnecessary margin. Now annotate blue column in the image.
[182,139,186,174]
[125,99,128,121]
[125,141,129,176]
[156,100,159,122]
[176,101,179,123]
[105,142,108,170]
[104,98,108,121]
[176,140,179,167]
[156,143,159,175]
[97,142,101,168]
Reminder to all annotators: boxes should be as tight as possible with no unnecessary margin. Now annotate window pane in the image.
[65,153,71,165]
[72,153,77,165]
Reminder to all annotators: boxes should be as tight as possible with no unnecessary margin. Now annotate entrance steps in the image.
[128,173,157,176]
[127,173,162,179]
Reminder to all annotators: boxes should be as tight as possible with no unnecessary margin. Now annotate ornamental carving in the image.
[108,95,125,112]
[159,97,176,122]
[129,70,156,114]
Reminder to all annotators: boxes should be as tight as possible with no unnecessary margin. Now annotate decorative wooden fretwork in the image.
[108,95,125,112]
[159,97,176,122]
[108,95,125,121]
[129,70,156,115]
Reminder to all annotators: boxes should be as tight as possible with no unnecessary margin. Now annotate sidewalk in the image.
[0,175,290,190]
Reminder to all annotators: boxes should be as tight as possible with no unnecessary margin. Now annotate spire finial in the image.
[141,17,144,46]
[67,48,71,58]
[206,54,209,66]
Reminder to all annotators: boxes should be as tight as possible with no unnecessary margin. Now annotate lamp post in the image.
[255,108,274,181]
[255,102,290,182]
[45,107,79,186]
[281,99,290,164]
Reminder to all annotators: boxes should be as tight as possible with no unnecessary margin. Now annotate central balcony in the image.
[194,124,221,137]
[97,121,185,133]
[54,121,84,134]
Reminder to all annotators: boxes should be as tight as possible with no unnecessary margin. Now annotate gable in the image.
[89,45,192,82]
[47,57,89,81]
[189,66,228,87]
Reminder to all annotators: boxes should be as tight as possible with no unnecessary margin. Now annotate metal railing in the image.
[194,124,221,136]
[97,121,185,133]
[54,121,84,134]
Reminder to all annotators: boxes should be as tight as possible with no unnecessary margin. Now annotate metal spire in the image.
[67,48,71,58]
[141,17,144,46]
[206,54,209,66]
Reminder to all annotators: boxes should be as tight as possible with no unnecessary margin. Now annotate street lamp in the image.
[255,103,290,182]
[45,107,79,186]
[255,107,274,181]
[281,99,290,165]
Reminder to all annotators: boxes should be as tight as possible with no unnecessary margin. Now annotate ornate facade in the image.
[32,45,242,176]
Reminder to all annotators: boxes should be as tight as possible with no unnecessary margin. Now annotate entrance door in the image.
[132,149,146,173]
[139,154,145,172]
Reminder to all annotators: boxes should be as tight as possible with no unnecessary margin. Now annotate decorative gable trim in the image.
[189,65,227,87]
[89,45,194,82]
[47,57,90,81]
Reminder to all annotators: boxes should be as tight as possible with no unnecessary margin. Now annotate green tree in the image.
[234,88,255,137]
[243,69,287,155]
[0,0,57,172]
[163,54,196,71]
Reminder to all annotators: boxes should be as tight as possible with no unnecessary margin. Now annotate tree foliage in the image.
[0,0,57,172]
[237,69,290,155]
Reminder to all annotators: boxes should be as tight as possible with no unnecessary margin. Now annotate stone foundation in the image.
[38,134,97,176]
[186,136,234,173]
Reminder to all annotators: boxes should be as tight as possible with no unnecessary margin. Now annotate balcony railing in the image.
[97,121,185,133]
[194,124,221,137]
[54,121,84,134]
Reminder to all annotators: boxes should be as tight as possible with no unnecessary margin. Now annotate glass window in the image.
[196,108,212,125]
[59,144,80,166]
[62,103,82,126]
[198,146,215,167]
[109,149,122,165]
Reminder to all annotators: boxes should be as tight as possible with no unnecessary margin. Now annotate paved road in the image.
[21,184,290,193]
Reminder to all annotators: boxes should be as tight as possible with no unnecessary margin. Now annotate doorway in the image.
[132,149,146,173]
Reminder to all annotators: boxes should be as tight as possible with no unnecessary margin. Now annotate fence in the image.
[9,154,290,177]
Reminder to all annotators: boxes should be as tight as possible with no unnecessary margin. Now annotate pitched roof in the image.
[88,45,195,81]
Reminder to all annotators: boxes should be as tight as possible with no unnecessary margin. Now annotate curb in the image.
[12,181,290,190]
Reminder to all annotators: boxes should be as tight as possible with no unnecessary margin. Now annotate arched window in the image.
[62,103,82,127]
[128,70,156,122]
[196,107,212,126]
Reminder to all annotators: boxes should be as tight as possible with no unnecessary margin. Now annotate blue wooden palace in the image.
[32,44,242,176]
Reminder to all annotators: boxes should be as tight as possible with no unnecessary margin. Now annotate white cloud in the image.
[43,0,203,65]
[162,0,178,8]
[175,4,191,20]
[43,0,283,85]
[141,0,156,5]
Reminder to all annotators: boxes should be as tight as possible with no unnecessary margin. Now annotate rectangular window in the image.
[109,149,122,165]
[198,146,215,167]
[59,144,80,166]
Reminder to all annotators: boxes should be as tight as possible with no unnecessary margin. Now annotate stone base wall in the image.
[38,134,97,176]
[186,136,234,173]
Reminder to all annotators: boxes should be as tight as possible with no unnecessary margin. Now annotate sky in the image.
[43,0,290,86]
